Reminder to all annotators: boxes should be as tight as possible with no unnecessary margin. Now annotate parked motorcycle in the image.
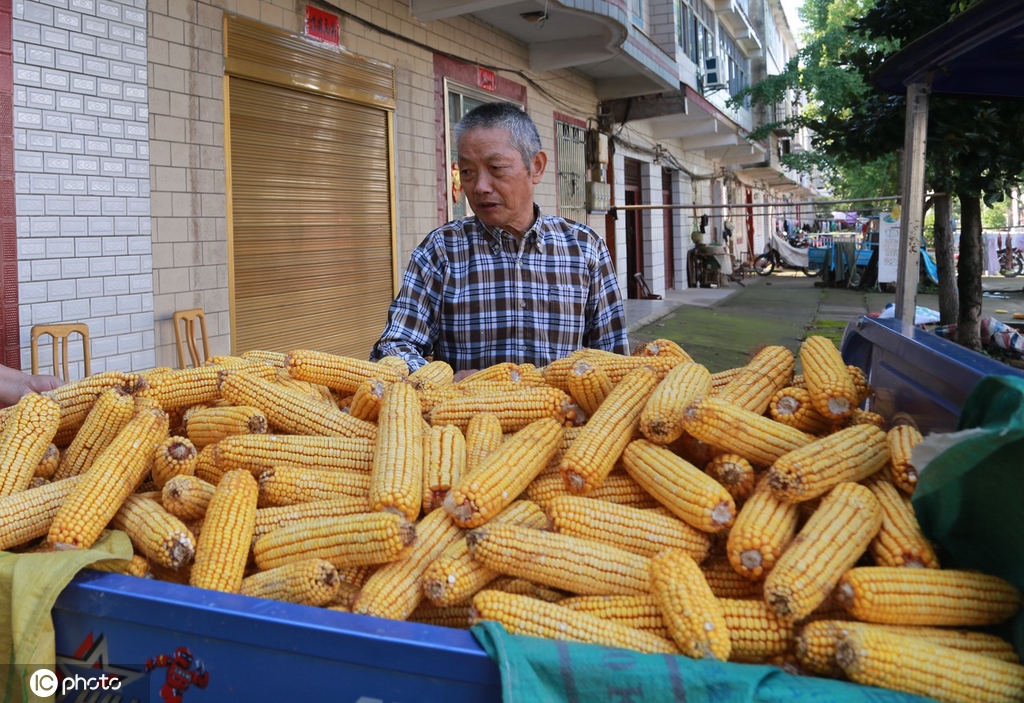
[997,246,1024,277]
[754,232,820,277]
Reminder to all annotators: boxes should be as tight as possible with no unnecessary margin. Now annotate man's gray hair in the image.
[454,102,542,170]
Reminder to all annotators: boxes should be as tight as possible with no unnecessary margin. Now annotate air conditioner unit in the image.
[703,56,726,89]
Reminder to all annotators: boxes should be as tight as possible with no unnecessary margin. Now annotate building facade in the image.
[5,0,814,377]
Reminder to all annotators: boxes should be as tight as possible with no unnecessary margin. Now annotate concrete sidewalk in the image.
[622,271,1024,371]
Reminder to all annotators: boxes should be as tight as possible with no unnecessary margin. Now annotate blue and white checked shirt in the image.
[370,209,629,372]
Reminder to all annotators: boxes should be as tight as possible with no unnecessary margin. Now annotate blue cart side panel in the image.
[52,571,501,703]
[841,315,1024,433]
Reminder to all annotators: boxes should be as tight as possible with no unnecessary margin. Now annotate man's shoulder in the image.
[537,213,602,247]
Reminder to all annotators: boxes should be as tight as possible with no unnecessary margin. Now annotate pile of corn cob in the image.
[0,337,1022,703]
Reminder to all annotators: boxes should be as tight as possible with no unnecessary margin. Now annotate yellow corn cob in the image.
[27,476,49,490]
[542,348,684,392]
[422,500,547,607]
[239,558,340,606]
[161,474,215,521]
[273,367,335,406]
[464,413,504,474]
[240,349,288,367]
[861,473,939,569]
[835,628,1024,703]
[110,494,196,569]
[348,377,388,423]
[565,358,614,416]
[471,589,677,653]
[375,355,410,375]
[845,408,888,430]
[525,469,659,510]
[444,417,563,528]
[631,338,692,362]
[136,365,224,410]
[557,594,668,637]
[835,566,1021,626]
[797,620,1021,678]
[680,395,813,468]
[703,453,756,503]
[767,424,889,502]
[561,367,660,494]
[422,424,466,514]
[351,508,463,620]
[847,364,872,405]
[428,385,582,434]
[257,466,371,507]
[46,370,147,445]
[726,475,802,580]
[369,382,425,520]
[548,494,711,560]
[487,576,567,602]
[700,556,764,598]
[0,393,61,497]
[189,468,259,593]
[89,551,152,578]
[887,424,924,494]
[0,475,82,550]
[150,435,197,489]
[466,523,650,596]
[284,349,406,394]
[409,602,473,629]
[800,335,860,420]
[768,386,834,435]
[219,370,377,440]
[48,402,170,549]
[184,404,268,449]
[34,443,60,480]
[206,434,374,481]
[764,482,883,621]
[253,496,370,544]
[649,548,730,660]
[253,511,416,570]
[715,345,796,415]
[720,596,795,662]
[336,563,378,588]
[406,360,454,388]
[638,362,713,445]
[709,366,745,390]
[620,438,736,533]
[456,362,545,388]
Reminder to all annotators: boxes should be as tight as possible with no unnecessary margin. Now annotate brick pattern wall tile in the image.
[14,0,150,377]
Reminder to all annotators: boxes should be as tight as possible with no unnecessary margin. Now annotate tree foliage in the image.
[736,0,1024,350]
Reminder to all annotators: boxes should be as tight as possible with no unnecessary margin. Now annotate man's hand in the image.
[452,368,479,382]
[27,373,64,393]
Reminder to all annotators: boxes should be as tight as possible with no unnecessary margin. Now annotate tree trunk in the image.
[956,192,983,350]
[931,194,958,324]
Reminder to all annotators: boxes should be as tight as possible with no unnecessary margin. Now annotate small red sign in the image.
[306,6,340,45]
[477,67,497,92]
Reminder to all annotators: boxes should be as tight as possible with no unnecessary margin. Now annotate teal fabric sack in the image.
[910,374,1024,658]
[471,621,933,703]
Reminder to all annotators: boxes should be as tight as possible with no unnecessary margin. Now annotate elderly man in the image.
[371,102,628,379]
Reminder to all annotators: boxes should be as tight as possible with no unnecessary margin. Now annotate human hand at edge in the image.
[453,368,479,383]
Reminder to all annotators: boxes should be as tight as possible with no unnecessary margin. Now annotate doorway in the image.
[624,159,643,299]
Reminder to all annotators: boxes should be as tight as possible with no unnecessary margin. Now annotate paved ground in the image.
[623,271,1024,373]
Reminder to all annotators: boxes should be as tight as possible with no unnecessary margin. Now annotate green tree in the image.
[739,0,1024,349]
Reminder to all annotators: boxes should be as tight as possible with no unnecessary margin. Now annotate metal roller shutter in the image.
[224,15,396,357]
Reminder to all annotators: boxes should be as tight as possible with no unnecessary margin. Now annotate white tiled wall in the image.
[13,0,152,377]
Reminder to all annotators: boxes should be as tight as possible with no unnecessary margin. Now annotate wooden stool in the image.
[172,308,210,368]
[31,323,91,380]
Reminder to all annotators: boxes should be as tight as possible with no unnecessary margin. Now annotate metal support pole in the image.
[895,82,931,324]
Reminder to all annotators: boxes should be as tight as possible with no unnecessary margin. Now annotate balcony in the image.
[715,0,762,56]
[409,0,679,99]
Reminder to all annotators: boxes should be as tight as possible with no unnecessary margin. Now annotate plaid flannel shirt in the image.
[370,209,629,372]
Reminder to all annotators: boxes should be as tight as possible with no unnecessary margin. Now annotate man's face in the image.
[457,127,546,237]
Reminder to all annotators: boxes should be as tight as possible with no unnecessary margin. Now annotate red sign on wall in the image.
[477,67,497,92]
[306,6,340,45]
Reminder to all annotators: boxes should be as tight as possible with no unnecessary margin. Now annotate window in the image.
[677,0,714,66]
[445,85,492,221]
[719,32,750,99]
[556,120,586,223]
[631,0,645,27]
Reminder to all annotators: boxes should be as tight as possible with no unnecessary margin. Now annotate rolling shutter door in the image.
[225,16,396,357]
